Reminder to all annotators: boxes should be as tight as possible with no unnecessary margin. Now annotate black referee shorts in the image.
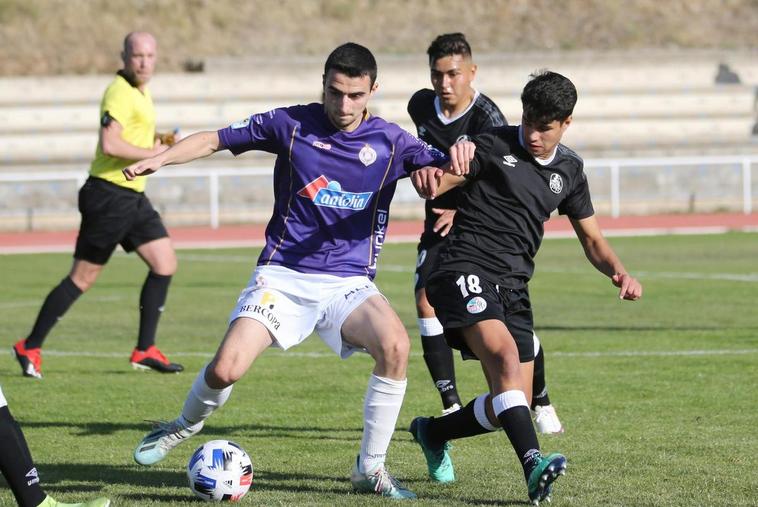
[74,177,169,265]
[426,269,534,362]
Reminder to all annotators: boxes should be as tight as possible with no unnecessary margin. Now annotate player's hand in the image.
[412,167,443,199]
[448,140,475,176]
[612,273,642,300]
[123,158,162,181]
[432,208,456,237]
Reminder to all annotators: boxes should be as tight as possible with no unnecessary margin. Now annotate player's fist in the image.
[123,159,161,181]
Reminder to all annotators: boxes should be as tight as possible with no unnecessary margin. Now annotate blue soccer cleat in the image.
[527,452,567,505]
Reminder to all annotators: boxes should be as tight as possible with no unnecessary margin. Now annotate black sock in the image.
[0,406,47,507]
[25,277,82,349]
[137,272,172,351]
[496,405,542,480]
[426,397,492,445]
[531,347,551,408]
[421,333,461,409]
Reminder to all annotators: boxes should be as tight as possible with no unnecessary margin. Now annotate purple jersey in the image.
[218,103,446,279]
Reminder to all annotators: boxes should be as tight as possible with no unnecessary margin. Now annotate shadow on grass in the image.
[27,462,534,505]
[20,420,364,440]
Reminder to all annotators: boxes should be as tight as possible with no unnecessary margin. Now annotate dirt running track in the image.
[0,213,756,255]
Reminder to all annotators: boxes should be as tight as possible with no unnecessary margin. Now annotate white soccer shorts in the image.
[229,265,383,358]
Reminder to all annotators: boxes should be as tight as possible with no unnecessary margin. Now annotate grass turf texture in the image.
[1,232,756,506]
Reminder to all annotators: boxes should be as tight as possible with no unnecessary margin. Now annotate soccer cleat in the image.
[532,405,564,434]
[130,345,184,373]
[133,418,203,465]
[527,452,567,505]
[13,339,42,379]
[38,495,111,507]
[441,402,461,416]
[350,456,417,499]
[408,416,455,483]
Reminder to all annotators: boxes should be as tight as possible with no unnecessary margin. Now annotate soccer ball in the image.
[187,440,254,502]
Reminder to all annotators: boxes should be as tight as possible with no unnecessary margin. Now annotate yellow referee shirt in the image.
[90,73,155,192]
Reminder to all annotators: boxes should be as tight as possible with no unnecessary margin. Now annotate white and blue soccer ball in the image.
[187,440,254,502]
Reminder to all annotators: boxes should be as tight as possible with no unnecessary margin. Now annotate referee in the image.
[13,32,183,378]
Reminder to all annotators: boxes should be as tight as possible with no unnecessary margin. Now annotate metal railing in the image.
[0,154,756,230]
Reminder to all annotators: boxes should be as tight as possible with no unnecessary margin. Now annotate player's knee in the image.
[153,255,178,276]
[206,361,241,387]
[376,332,411,366]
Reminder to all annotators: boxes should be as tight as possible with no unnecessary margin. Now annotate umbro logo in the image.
[26,467,40,486]
[502,155,517,167]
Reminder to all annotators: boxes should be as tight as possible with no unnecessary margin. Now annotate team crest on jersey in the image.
[298,175,372,210]
[549,173,563,194]
[466,297,487,314]
[359,144,377,166]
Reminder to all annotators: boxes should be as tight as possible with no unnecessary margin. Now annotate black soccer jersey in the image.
[437,125,594,288]
[407,89,506,243]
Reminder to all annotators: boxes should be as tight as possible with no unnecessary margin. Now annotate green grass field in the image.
[1,233,756,506]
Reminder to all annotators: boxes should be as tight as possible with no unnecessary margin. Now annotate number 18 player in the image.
[410,70,643,505]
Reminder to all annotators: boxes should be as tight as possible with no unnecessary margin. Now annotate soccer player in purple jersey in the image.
[125,43,456,499]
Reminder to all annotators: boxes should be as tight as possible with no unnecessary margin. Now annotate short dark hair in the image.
[521,70,577,125]
[323,42,377,86]
[427,33,471,66]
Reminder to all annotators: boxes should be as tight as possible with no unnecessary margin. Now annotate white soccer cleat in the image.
[133,418,203,465]
[532,405,564,434]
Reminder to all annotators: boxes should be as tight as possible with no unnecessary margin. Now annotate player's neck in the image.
[439,90,475,119]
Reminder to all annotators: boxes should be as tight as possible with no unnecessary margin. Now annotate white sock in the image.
[473,394,497,431]
[181,365,233,425]
[491,390,529,417]
[359,374,406,473]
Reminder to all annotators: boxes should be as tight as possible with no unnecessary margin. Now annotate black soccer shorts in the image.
[414,234,446,293]
[74,177,169,265]
[426,269,534,362]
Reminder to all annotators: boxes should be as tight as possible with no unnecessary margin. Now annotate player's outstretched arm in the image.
[570,215,643,300]
[411,166,465,199]
[123,130,221,180]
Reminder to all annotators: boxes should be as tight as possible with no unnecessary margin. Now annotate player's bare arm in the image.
[123,130,221,180]
[570,215,643,300]
[101,118,168,161]
[411,167,465,199]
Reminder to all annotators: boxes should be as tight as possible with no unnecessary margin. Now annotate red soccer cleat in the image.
[130,345,184,373]
[13,339,43,379]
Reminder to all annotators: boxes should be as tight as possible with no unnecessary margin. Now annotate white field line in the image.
[36,348,758,360]
[3,225,757,255]
[0,294,126,310]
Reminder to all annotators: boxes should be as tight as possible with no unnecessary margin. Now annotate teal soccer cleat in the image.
[409,416,455,483]
[527,452,567,505]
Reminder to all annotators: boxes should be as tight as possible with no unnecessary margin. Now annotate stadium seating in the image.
[0,49,756,230]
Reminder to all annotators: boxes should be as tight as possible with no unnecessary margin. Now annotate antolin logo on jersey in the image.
[297,175,372,210]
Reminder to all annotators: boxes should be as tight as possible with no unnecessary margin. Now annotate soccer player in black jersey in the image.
[408,33,563,434]
[409,70,643,505]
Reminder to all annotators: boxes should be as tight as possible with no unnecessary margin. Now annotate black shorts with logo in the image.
[426,268,534,362]
[414,234,445,292]
[74,177,168,265]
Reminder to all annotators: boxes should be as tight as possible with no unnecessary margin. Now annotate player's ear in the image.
[560,115,572,134]
[370,81,379,94]
[470,63,478,79]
